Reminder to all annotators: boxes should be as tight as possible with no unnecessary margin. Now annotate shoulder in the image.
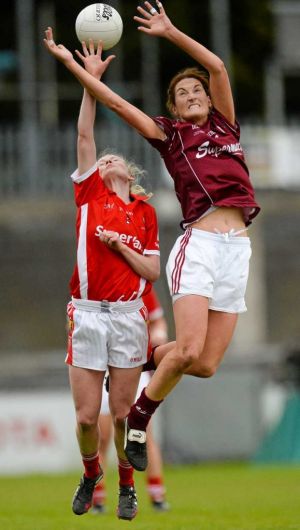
[210,108,240,137]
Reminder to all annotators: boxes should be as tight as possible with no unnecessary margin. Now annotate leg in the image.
[185,309,238,377]
[109,365,142,520]
[92,412,113,513]
[69,365,105,457]
[146,295,209,400]
[148,311,237,378]
[109,365,142,460]
[125,296,209,470]
[69,366,105,516]
[98,413,114,467]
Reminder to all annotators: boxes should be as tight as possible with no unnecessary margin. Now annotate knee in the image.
[174,345,202,373]
[197,362,218,378]
[76,412,98,432]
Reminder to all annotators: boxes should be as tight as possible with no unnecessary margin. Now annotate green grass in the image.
[1,463,300,530]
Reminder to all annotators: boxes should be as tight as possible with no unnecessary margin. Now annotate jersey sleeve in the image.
[142,204,160,256]
[70,163,106,207]
[143,116,175,155]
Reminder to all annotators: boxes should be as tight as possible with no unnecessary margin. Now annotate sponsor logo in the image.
[136,406,148,415]
[102,4,113,21]
[95,225,143,250]
[196,140,243,159]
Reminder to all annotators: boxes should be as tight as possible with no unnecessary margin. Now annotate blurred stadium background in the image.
[1,0,300,475]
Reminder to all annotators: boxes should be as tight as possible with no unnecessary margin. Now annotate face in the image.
[172,77,211,124]
[98,154,131,184]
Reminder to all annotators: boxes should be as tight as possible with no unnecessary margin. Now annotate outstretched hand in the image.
[134,1,173,36]
[43,27,73,64]
[75,40,115,79]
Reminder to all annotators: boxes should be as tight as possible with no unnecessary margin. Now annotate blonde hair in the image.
[166,67,210,116]
[98,148,152,198]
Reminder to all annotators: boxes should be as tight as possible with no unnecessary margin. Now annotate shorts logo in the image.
[130,356,142,363]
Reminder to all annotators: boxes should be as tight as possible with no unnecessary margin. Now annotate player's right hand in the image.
[75,40,115,80]
[43,27,74,64]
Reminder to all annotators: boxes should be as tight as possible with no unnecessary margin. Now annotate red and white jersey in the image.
[143,287,164,322]
[146,108,260,228]
[69,164,160,302]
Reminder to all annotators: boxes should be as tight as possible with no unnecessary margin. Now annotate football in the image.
[75,4,123,50]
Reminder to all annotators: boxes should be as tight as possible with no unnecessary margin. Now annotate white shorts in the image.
[66,298,149,370]
[166,228,252,313]
[101,371,151,415]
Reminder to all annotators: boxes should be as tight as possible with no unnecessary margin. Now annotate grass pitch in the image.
[0,463,300,530]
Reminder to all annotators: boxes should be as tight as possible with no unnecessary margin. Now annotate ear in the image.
[207,95,212,108]
[171,105,178,117]
[128,175,135,182]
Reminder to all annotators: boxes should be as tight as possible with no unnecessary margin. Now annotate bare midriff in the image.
[190,207,247,236]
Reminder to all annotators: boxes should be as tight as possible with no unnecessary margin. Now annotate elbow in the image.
[213,60,228,76]
[148,266,160,283]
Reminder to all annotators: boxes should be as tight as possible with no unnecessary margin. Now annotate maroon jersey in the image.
[146,108,260,228]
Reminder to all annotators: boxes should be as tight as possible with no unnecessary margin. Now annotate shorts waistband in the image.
[189,227,250,245]
[72,297,144,314]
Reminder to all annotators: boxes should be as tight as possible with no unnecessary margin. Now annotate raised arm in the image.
[43,27,165,140]
[134,1,235,124]
[75,40,115,174]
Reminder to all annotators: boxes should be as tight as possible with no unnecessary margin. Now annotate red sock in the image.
[82,451,101,479]
[128,387,163,431]
[118,457,134,487]
[147,476,166,502]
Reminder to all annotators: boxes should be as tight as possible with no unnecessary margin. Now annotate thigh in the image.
[173,294,209,352]
[108,366,142,419]
[69,365,105,420]
[186,310,238,376]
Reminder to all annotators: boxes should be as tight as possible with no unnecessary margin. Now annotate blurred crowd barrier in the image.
[1,122,300,197]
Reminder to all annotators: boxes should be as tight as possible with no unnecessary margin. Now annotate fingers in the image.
[100,230,119,247]
[44,26,55,47]
[156,0,164,11]
[137,5,153,19]
[74,49,85,61]
[105,54,116,66]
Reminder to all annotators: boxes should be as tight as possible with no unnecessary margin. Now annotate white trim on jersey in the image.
[77,204,88,299]
[136,277,146,299]
[143,249,160,256]
[71,163,98,184]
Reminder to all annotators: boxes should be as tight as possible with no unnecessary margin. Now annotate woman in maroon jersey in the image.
[43,0,260,472]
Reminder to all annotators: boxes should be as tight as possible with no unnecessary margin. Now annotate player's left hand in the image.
[99,229,122,250]
[134,1,173,36]
[75,40,115,80]
[43,27,74,64]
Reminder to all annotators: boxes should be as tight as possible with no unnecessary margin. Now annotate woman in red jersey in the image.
[62,41,160,519]
[43,0,260,472]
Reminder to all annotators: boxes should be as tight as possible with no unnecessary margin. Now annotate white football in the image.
[75,3,123,50]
